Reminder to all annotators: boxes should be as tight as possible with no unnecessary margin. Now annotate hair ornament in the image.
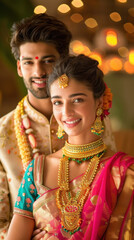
[102,83,112,118]
[58,74,69,88]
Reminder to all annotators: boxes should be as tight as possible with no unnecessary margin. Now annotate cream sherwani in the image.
[0,96,116,239]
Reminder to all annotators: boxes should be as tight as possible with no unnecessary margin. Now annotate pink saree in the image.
[33,152,134,240]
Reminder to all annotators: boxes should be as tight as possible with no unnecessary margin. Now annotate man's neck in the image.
[27,93,53,121]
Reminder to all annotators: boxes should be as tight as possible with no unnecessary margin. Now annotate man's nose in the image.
[33,63,46,77]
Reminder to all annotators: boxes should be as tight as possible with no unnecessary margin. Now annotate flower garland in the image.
[14,96,40,171]
[102,83,112,119]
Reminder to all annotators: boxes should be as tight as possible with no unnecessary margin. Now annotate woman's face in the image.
[50,77,103,143]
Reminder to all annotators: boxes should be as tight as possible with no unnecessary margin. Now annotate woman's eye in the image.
[53,101,62,106]
[73,98,84,103]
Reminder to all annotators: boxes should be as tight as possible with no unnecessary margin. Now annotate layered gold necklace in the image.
[56,139,107,235]
[14,97,40,170]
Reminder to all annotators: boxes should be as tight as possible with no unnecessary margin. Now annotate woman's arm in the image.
[6,214,35,240]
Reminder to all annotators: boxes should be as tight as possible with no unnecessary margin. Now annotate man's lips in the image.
[32,79,46,88]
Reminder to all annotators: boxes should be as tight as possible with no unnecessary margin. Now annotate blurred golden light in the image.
[106,30,117,47]
[124,22,134,33]
[110,12,121,22]
[70,40,91,56]
[124,61,134,74]
[82,46,91,56]
[71,0,84,8]
[128,8,134,17]
[109,57,123,71]
[118,47,128,57]
[71,13,83,23]
[70,40,85,54]
[129,50,134,65]
[57,4,70,13]
[89,53,102,66]
[34,5,47,14]
[117,0,127,3]
[85,18,98,28]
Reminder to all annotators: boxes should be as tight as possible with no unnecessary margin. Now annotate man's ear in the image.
[17,60,23,77]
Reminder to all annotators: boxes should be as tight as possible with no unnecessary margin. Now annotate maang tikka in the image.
[91,108,104,135]
[58,74,69,88]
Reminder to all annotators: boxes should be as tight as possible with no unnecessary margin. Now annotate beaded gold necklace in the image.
[56,139,107,235]
[14,96,40,171]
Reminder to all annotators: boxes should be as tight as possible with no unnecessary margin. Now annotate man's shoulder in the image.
[0,110,15,131]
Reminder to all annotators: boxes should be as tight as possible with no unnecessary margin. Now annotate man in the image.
[0,13,71,239]
[0,13,116,239]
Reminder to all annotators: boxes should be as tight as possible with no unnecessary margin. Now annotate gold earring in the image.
[56,125,65,139]
[91,108,104,135]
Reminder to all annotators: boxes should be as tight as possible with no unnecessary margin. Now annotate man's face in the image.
[17,42,60,99]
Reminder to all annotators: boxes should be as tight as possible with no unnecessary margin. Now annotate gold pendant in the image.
[62,199,81,232]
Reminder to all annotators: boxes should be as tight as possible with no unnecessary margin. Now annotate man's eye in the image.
[24,61,33,65]
[43,59,55,64]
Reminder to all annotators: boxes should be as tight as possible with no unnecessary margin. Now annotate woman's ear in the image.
[96,95,103,109]
[17,60,23,77]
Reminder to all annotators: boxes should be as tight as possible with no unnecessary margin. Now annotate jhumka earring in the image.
[91,108,104,135]
[56,125,65,139]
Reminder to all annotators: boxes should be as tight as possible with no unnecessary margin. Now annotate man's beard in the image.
[23,76,49,99]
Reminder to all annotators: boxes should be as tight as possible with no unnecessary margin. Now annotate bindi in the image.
[35,56,39,60]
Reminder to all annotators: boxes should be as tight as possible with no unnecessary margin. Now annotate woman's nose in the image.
[62,103,74,116]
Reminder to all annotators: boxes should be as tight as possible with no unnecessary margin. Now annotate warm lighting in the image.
[106,30,118,47]
[71,13,83,23]
[85,18,98,28]
[57,4,70,13]
[124,61,134,74]
[71,0,84,8]
[70,40,91,56]
[110,12,121,22]
[70,40,85,54]
[118,47,128,58]
[124,23,134,33]
[109,57,123,71]
[129,50,134,65]
[128,8,134,17]
[82,46,91,56]
[89,53,102,66]
[117,0,127,3]
[34,5,47,14]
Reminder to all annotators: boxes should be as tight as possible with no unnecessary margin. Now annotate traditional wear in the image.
[0,96,116,239]
[14,152,134,239]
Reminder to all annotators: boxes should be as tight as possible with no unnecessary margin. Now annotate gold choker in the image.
[62,139,106,163]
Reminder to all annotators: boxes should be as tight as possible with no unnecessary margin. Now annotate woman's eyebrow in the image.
[51,93,87,99]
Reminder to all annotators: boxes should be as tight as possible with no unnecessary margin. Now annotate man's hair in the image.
[10,13,72,60]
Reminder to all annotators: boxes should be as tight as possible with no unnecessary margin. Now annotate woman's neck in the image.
[68,134,101,145]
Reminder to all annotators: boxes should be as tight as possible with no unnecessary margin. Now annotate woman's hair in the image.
[10,13,72,60]
[47,54,106,99]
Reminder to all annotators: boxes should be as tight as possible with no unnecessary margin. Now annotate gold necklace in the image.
[63,139,106,163]
[14,96,40,171]
[56,140,107,235]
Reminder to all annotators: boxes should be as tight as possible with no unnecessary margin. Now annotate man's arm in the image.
[0,161,10,239]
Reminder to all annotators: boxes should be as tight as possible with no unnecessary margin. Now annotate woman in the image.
[6,55,134,240]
